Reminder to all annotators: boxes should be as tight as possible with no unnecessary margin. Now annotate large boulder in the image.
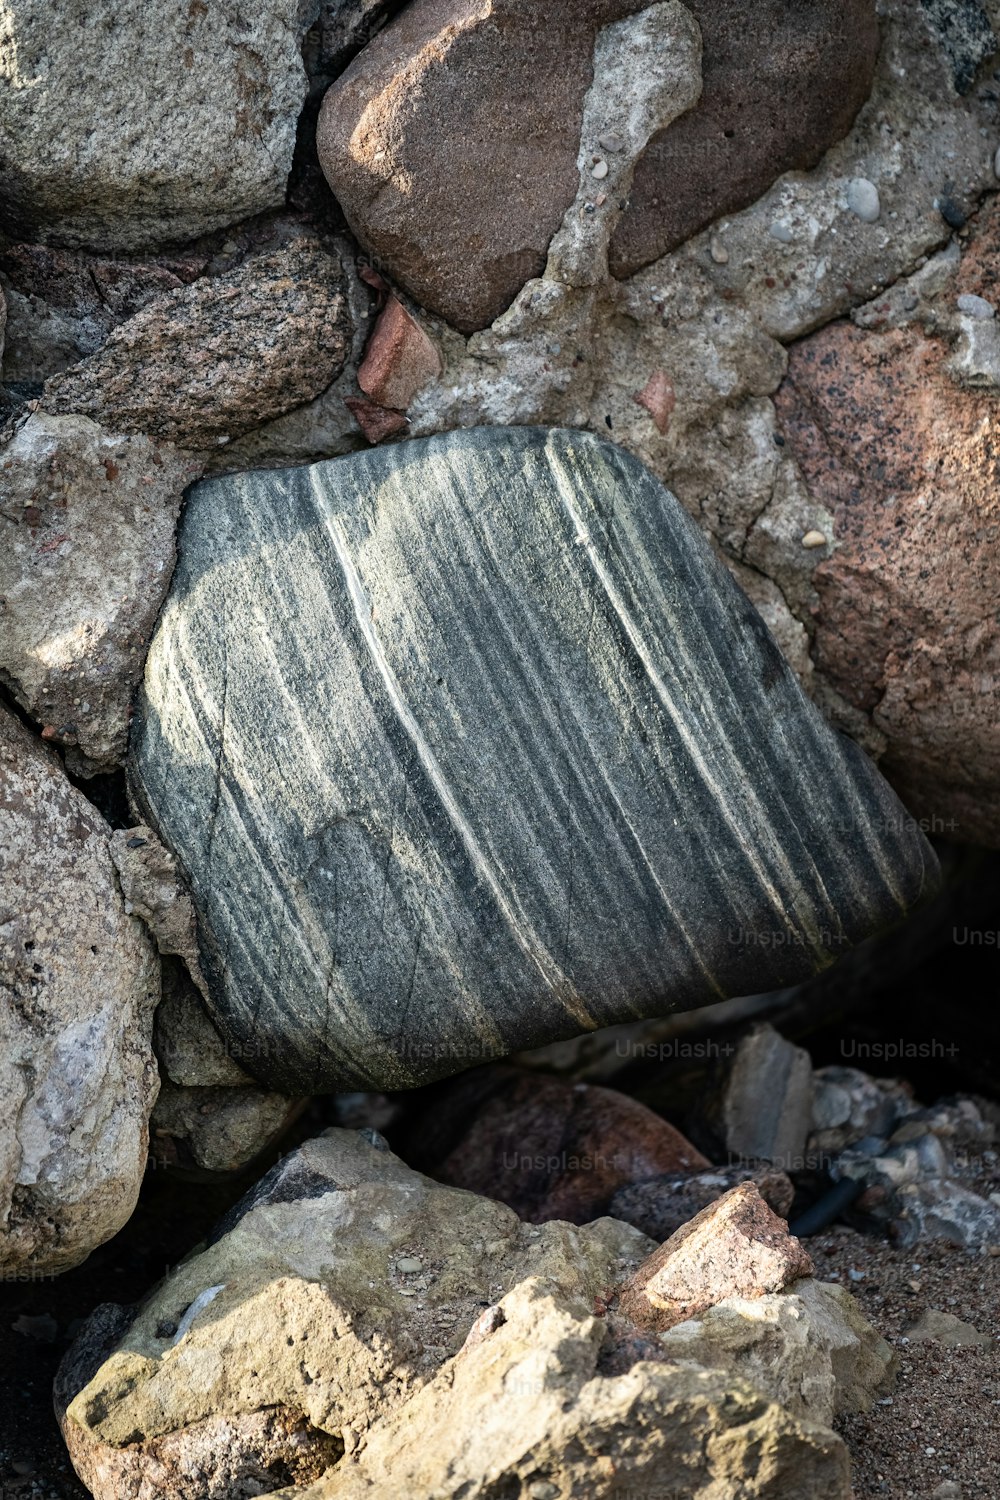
[0,1,311,250]
[0,707,160,1274]
[0,411,199,770]
[128,426,938,1094]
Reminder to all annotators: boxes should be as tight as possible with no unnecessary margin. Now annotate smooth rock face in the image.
[316,0,698,332]
[608,0,881,277]
[0,707,160,1274]
[0,2,309,250]
[0,413,198,770]
[775,320,1000,844]
[43,231,353,450]
[406,1065,710,1223]
[129,427,938,1093]
[709,1022,815,1168]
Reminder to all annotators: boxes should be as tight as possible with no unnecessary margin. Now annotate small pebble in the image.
[938,195,967,230]
[847,177,881,223]
[848,1268,866,1282]
[802,530,828,549]
[769,218,795,243]
[591,158,609,180]
[599,131,626,153]
[995,144,1000,180]
[957,292,995,320]
[709,236,729,265]
[396,1256,423,1274]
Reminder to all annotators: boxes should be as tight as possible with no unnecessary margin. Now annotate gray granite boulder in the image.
[128,427,939,1093]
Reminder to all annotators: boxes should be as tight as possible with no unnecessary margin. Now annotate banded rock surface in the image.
[129,427,938,1095]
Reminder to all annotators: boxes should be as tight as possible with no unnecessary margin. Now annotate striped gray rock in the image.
[129,428,938,1093]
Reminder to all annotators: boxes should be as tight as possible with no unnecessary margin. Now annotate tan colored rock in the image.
[150,1083,305,1176]
[0,706,160,1274]
[42,230,352,450]
[0,412,199,770]
[57,1130,654,1495]
[0,0,311,251]
[357,295,441,410]
[288,1278,852,1500]
[619,1182,814,1332]
[153,960,253,1088]
[657,1279,897,1426]
[775,318,1000,843]
[109,826,208,994]
[906,1308,992,1347]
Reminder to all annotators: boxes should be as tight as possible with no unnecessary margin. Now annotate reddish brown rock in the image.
[316,0,654,333]
[317,0,878,330]
[633,369,676,433]
[406,1065,710,1224]
[357,295,442,410]
[344,395,409,443]
[608,0,880,278]
[618,1182,814,1333]
[42,229,352,449]
[776,320,1000,843]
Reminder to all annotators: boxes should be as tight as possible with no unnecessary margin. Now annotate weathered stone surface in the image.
[657,1278,897,1426]
[907,1307,992,1347]
[109,826,209,995]
[609,1164,795,1243]
[284,1282,852,1500]
[57,1129,654,1496]
[607,0,880,277]
[150,1083,304,1176]
[153,959,254,1089]
[0,412,198,771]
[808,1066,916,1155]
[775,318,1000,844]
[42,230,353,450]
[129,427,938,1094]
[317,0,878,329]
[0,706,160,1274]
[316,0,703,331]
[0,2,310,250]
[406,1065,709,1223]
[619,1183,814,1332]
[709,1023,815,1168]
[0,241,205,385]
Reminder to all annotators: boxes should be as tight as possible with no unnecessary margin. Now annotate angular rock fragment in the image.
[43,231,352,450]
[406,1065,709,1223]
[0,412,198,770]
[129,427,938,1093]
[619,1182,813,1332]
[0,1,311,249]
[150,1083,304,1176]
[56,1129,655,1497]
[0,706,160,1274]
[708,1023,815,1168]
[357,295,441,411]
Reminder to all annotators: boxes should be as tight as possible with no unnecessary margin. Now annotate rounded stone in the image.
[128,427,938,1094]
[846,178,881,224]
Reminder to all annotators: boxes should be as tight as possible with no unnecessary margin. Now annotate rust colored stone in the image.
[357,295,442,410]
[618,1182,813,1333]
[406,1065,710,1224]
[633,369,676,433]
[344,396,409,444]
[775,319,1000,843]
